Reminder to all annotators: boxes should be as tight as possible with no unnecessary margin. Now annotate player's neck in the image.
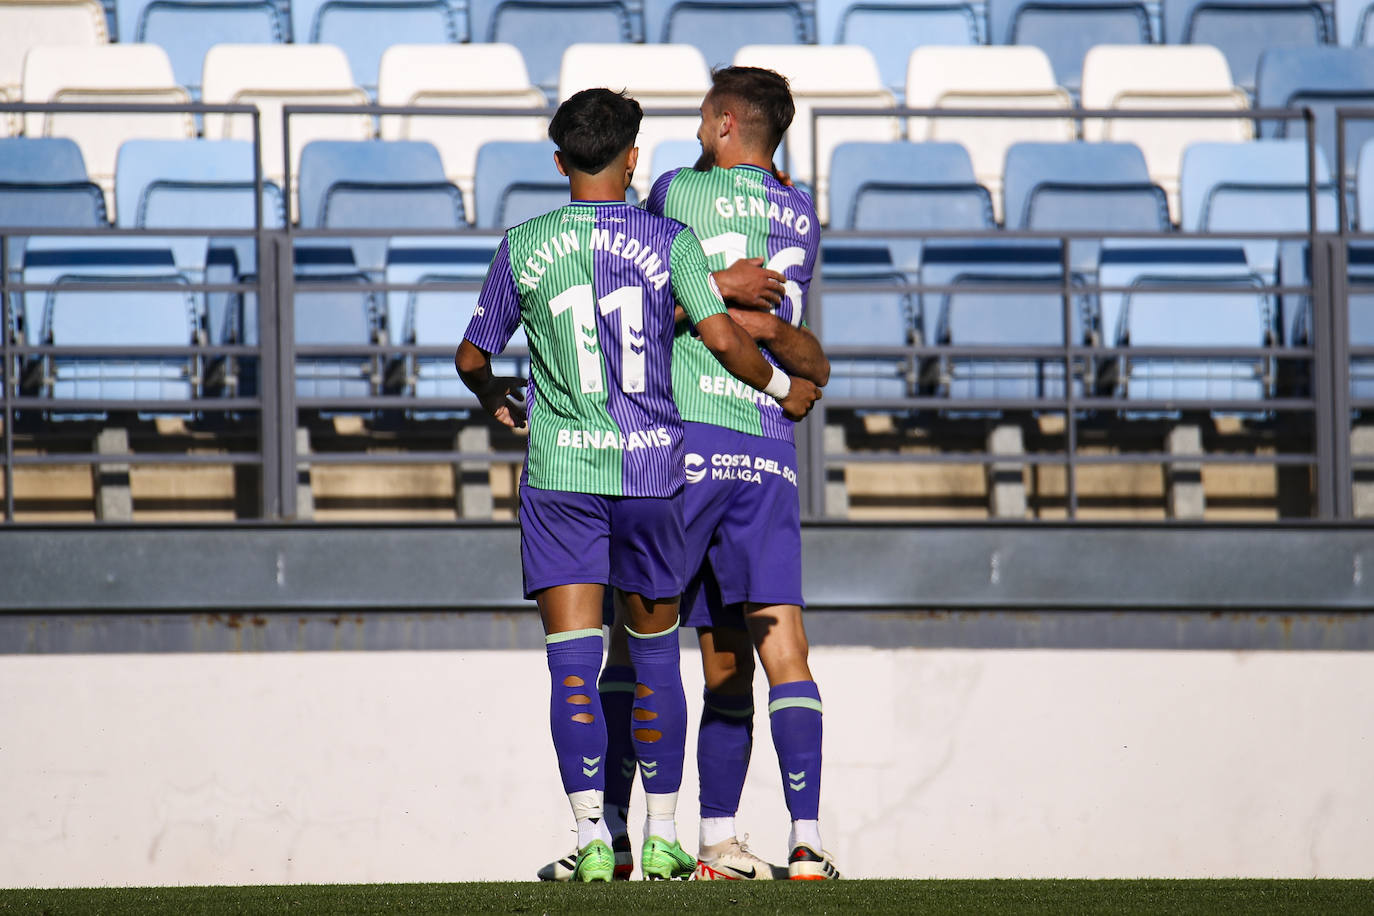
[712,142,776,172]
[568,174,628,203]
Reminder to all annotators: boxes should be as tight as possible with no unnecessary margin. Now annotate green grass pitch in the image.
[2,880,1372,915]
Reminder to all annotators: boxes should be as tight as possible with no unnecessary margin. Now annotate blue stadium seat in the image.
[817,270,916,401]
[468,0,639,96]
[293,273,383,403]
[119,0,285,98]
[644,0,813,69]
[1336,0,1374,42]
[1359,139,1374,227]
[1165,0,1335,94]
[298,140,465,273]
[1098,240,1274,409]
[474,140,569,229]
[1003,142,1167,231]
[650,139,705,182]
[290,0,466,95]
[1256,47,1374,179]
[989,0,1152,93]
[0,139,107,271]
[815,0,979,99]
[829,141,993,275]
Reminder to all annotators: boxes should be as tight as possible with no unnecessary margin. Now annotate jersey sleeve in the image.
[463,236,522,354]
[645,169,678,216]
[669,226,727,327]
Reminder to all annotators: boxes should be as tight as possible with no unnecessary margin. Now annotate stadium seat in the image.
[1336,0,1374,42]
[650,138,705,181]
[815,0,978,101]
[1162,0,1334,94]
[0,0,108,135]
[558,43,710,200]
[293,272,383,404]
[906,46,1075,223]
[473,140,571,229]
[377,43,549,221]
[646,0,812,69]
[828,141,993,274]
[297,139,464,275]
[467,0,639,97]
[0,138,108,269]
[290,0,465,96]
[1347,242,1374,405]
[816,269,917,401]
[1080,45,1252,222]
[118,0,285,99]
[1358,139,1374,227]
[735,45,900,225]
[1255,47,1374,184]
[201,44,374,216]
[20,44,196,219]
[987,0,1153,94]
[1097,240,1273,407]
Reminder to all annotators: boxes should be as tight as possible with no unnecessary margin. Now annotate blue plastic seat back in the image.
[474,140,567,228]
[1359,140,1374,230]
[830,141,980,228]
[1166,0,1333,93]
[384,235,500,339]
[407,276,529,402]
[1257,47,1374,175]
[650,140,705,182]
[992,0,1151,91]
[0,184,108,229]
[471,0,638,94]
[292,0,465,93]
[817,0,979,98]
[0,138,90,184]
[1004,142,1160,229]
[1346,242,1374,403]
[132,0,284,96]
[818,270,914,399]
[294,273,380,400]
[297,140,451,228]
[645,0,811,68]
[919,239,1065,344]
[1337,0,1374,42]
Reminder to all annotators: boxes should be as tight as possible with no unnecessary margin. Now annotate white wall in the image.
[2,648,1372,886]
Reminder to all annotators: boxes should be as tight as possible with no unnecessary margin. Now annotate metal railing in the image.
[0,100,1367,521]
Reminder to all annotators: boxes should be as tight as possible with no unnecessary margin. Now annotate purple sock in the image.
[698,690,754,818]
[597,664,637,812]
[545,629,607,796]
[626,623,687,794]
[768,680,822,821]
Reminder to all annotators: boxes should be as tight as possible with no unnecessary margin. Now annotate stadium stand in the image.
[376,43,548,222]
[290,0,466,97]
[1255,47,1374,184]
[645,0,813,69]
[1336,0,1374,42]
[987,0,1153,94]
[0,138,107,272]
[649,137,705,180]
[291,272,383,402]
[201,44,373,221]
[1080,44,1252,222]
[814,0,980,100]
[817,268,917,401]
[905,45,1075,222]
[19,44,196,218]
[117,0,285,99]
[1359,139,1374,226]
[1162,0,1335,94]
[472,139,569,229]
[734,44,899,224]
[467,0,639,97]
[558,42,710,200]
[0,0,108,134]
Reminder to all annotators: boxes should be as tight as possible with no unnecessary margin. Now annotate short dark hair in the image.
[547,88,643,175]
[707,66,794,153]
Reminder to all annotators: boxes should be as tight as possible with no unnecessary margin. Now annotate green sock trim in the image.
[625,619,680,639]
[545,627,603,645]
[768,696,823,715]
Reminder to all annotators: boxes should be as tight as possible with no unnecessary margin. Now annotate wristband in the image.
[762,365,791,401]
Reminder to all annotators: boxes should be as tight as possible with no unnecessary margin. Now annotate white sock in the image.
[577,816,613,848]
[569,789,611,848]
[789,819,822,852]
[699,816,736,847]
[644,791,678,844]
[604,805,629,840]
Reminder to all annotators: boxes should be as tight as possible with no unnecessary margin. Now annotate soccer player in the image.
[540,67,840,883]
[456,88,820,883]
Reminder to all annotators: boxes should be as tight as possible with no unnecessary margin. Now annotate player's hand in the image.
[727,305,779,344]
[776,375,821,422]
[478,376,527,430]
[715,258,785,311]
[772,167,794,187]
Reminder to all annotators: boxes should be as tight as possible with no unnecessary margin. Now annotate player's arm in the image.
[673,259,783,323]
[726,308,830,387]
[672,230,820,422]
[455,238,527,429]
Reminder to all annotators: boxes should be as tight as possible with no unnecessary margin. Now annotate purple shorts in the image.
[519,484,686,600]
[679,422,804,629]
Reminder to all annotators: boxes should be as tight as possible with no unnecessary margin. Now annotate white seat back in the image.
[0,0,107,134]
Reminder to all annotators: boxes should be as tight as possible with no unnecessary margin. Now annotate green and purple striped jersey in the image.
[464,201,727,497]
[646,164,819,443]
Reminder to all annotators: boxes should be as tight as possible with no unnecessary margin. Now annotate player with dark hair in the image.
[458,87,820,883]
[540,67,840,883]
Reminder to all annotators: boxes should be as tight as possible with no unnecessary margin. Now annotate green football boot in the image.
[573,839,615,883]
[640,835,695,880]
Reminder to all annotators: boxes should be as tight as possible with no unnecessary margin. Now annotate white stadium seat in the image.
[0,0,108,135]
[905,46,1075,221]
[202,43,373,216]
[558,43,711,199]
[377,43,548,221]
[21,44,194,218]
[1081,45,1252,222]
[734,44,900,224]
